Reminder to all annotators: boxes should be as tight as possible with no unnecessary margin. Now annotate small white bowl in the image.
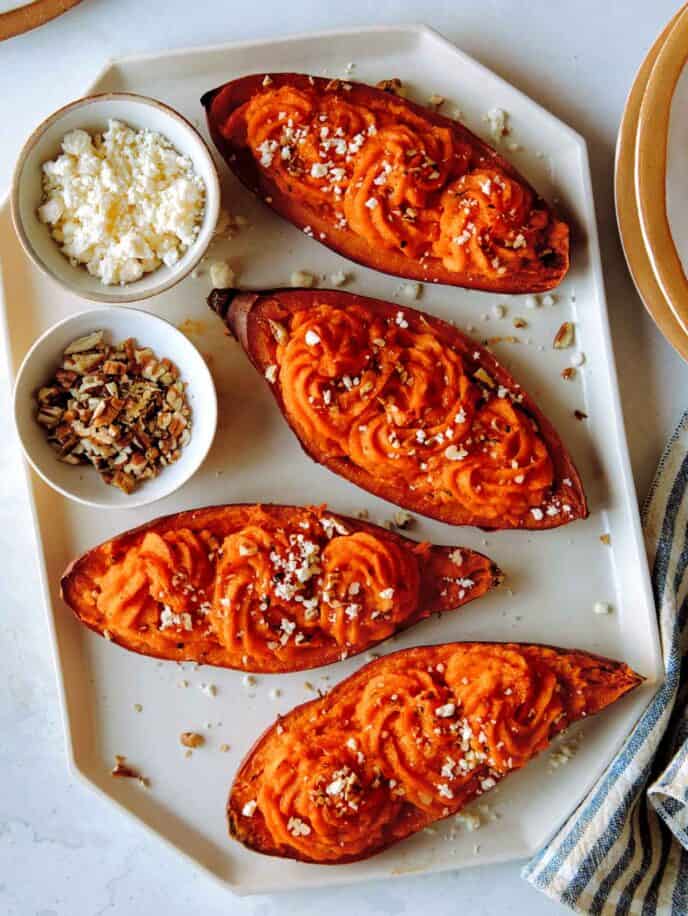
[13,307,217,509]
[11,92,220,304]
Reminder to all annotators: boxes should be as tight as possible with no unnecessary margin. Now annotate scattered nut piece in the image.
[553,321,575,349]
[474,368,495,388]
[180,732,205,748]
[512,317,528,329]
[376,78,408,98]
[561,367,576,381]
[111,755,146,781]
[133,703,143,713]
[329,271,348,286]
[219,743,230,753]
[428,93,445,109]
[574,409,588,421]
[600,534,611,545]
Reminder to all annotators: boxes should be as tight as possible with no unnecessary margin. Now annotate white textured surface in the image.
[0,1,685,914]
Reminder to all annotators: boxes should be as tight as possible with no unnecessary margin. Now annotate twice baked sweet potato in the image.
[209,287,587,530]
[229,641,641,863]
[201,73,569,294]
[61,504,500,673]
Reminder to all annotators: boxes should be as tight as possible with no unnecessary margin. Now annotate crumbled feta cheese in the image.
[541,294,556,306]
[364,197,378,209]
[485,107,508,143]
[400,283,421,300]
[593,601,612,615]
[209,260,235,288]
[38,120,205,286]
[290,270,315,288]
[445,445,468,461]
[287,816,311,837]
[530,508,544,521]
[264,364,278,383]
[305,329,321,346]
[435,703,456,718]
[379,588,395,600]
[242,800,258,817]
[449,549,464,566]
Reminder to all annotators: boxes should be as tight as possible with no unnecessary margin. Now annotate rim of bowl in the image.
[12,306,218,509]
[10,91,221,305]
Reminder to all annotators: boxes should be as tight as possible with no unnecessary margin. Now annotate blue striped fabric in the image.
[524,411,688,914]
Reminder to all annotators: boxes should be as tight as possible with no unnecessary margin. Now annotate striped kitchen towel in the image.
[523,413,688,914]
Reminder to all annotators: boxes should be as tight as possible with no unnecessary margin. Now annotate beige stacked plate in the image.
[616,3,688,361]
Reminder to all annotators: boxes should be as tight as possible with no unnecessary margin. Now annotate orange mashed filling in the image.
[93,508,428,666]
[274,303,558,525]
[241,83,559,280]
[235,644,634,861]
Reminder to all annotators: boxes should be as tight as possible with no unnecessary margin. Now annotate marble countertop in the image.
[1,2,685,914]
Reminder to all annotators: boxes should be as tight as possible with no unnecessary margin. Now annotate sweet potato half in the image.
[60,504,501,673]
[229,641,641,864]
[209,287,587,530]
[201,73,569,294]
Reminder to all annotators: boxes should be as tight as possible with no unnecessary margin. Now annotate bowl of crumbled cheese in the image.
[13,306,217,508]
[11,92,221,303]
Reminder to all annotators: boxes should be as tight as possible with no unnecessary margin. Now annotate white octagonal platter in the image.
[0,24,662,895]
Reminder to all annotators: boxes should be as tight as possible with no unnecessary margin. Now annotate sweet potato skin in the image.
[201,73,569,294]
[208,287,587,530]
[228,642,642,864]
[61,503,501,673]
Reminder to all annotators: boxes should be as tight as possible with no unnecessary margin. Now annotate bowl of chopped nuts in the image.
[13,307,217,508]
[11,92,221,303]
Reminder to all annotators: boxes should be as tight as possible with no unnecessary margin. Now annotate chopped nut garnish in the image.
[111,755,146,781]
[133,703,143,713]
[553,321,575,349]
[428,93,445,109]
[180,732,205,748]
[219,743,230,753]
[600,534,611,545]
[474,368,495,388]
[290,270,315,288]
[34,331,192,494]
[561,367,576,381]
[512,317,528,329]
[393,510,413,529]
[376,78,408,98]
[574,409,588,421]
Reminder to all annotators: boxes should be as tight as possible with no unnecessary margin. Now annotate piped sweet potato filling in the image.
[235,83,564,281]
[89,507,493,669]
[229,643,641,862]
[271,302,569,525]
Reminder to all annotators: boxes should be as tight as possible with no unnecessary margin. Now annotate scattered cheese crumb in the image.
[209,260,235,288]
[242,799,258,816]
[290,270,315,288]
[400,282,421,300]
[264,364,278,383]
[594,601,612,615]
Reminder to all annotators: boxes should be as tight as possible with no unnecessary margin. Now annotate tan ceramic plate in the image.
[636,4,688,341]
[615,4,688,361]
[0,0,82,41]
